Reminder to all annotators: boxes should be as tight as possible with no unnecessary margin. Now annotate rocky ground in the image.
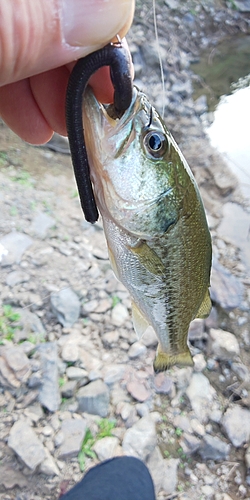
[1,1,250,499]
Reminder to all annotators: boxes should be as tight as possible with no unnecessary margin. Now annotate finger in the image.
[0,80,53,143]
[0,0,135,86]
[30,66,70,137]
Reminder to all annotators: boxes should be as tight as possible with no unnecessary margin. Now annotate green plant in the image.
[96,419,115,439]
[175,427,183,437]
[42,200,52,212]
[0,305,20,340]
[78,429,96,471]
[12,170,32,187]
[10,206,18,216]
[26,333,45,344]
[111,295,121,308]
[30,201,37,211]
[163,450,170,458]
[177,447,186,460]
[0,152,8,166]
[59,377,66,387]
[71,189,78,198]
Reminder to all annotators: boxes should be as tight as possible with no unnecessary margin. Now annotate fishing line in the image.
[152,0,166,118]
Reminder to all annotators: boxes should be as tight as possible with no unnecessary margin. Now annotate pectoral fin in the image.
[196,289,212,319]
[132,301,150,339]
[153,344,194,372]
[129,241,165,276]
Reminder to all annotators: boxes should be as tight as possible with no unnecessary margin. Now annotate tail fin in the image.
[153,346,193,373]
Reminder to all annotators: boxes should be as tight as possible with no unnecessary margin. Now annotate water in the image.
[206,85,250,200]
[192,35,250,272]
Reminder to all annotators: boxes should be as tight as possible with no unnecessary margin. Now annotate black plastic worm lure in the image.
[65,42,133,224]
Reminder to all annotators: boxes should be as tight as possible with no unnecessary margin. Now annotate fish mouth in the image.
[84,85,140,134]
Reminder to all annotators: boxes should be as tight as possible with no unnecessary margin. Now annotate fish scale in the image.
[83,86,212,371]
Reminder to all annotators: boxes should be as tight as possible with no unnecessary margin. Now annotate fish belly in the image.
[102,186,212,370]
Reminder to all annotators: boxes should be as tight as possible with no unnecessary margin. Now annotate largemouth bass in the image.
[83,86,212,371]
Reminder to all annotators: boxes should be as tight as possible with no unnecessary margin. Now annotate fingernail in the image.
[61,0,133,48]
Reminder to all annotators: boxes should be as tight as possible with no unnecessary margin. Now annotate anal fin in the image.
[132,301,150,340]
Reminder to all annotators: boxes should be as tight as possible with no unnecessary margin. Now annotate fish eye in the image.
[143,131,167,158]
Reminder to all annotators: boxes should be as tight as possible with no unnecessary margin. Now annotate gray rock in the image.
[39,448,60,476]
[136,403,150,417]
[8,420,46,470]
[128,341,147,359]
[188,319,205,341]
[42,133,70,154]
[221,406,250,447]
[76,380,110,417]
[102,330,119,347]
[127,380,151,402]
[194,95,208,115]
[147,447,179,495]
[210,258,244,310]
[78,348,103,372]
[28,371,42,388]
[180,432,201,455]
[92,437,120,461]
[173,415,192,433]
[154,372,174,395]
[54,431,65,448]
[218,203,250,271]
[234,0,250,11]
[0,231,33,266]
[171,79,193,98]
[0,465,28,489]
[147,446,166,494]
[117,402,138,428]
[61,380,77,398]
[161,458,179,495]
[209,329,240,361]
[141,327,158,347]
[15,309,46,341]
[122,416,157,460]
[193,353,207,372]
[6,270,29,287]
[141,40,168,68]
[20,340,38,357]
[51,288,80,327]
[165,0,179,9]
[111,303,129,326]
[57,418,87,459]
[61,342,79,363]
[198,434,230,461]
[66,366,88,380]
[201,485,215,498]
[103,364,126,385]
[37,342,60,412]
[24,403,44,423]
[1,345,31,382]
[190,419,205,437]
[30,212,55,238]
[245,446,250,472]
[186,373,219,423]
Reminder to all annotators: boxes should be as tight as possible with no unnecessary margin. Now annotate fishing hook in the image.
[65,40,133,224]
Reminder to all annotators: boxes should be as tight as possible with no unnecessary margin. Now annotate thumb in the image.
[0,0,134,86]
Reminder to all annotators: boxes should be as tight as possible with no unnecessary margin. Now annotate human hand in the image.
[0,0,134,144]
